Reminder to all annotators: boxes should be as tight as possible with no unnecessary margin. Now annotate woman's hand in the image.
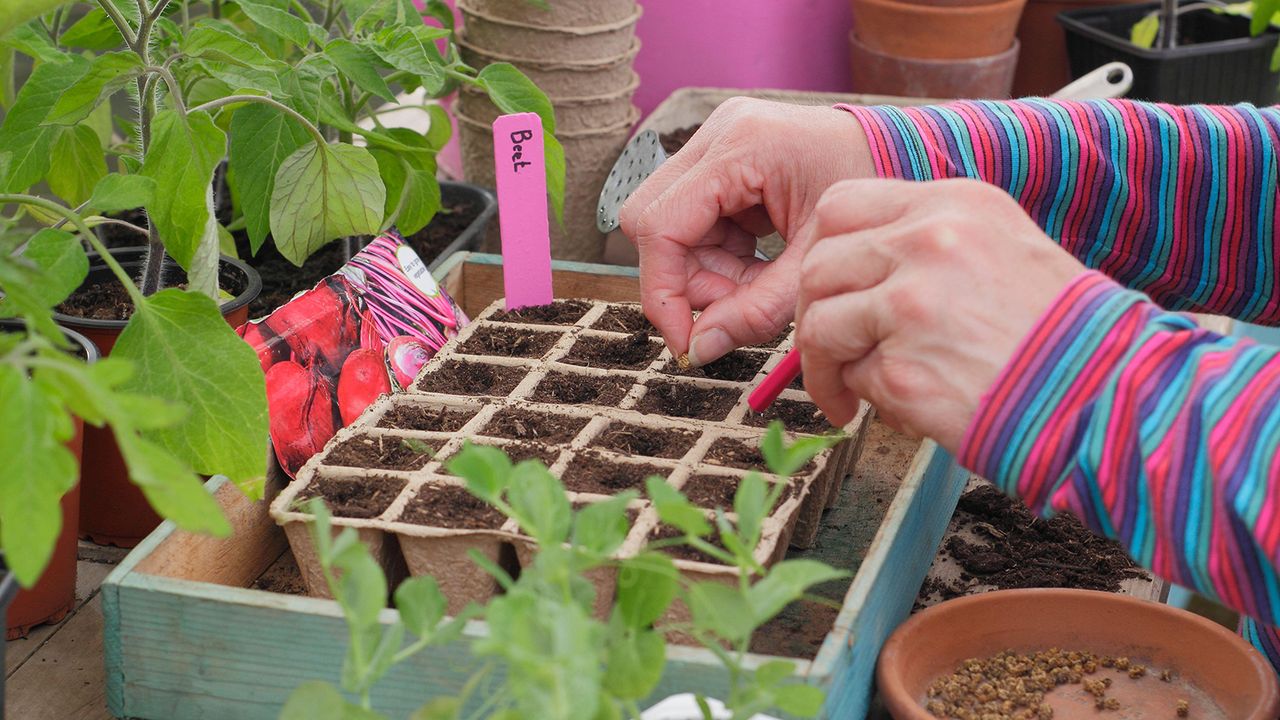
[795,178,1087,451]
[619,98,874,366]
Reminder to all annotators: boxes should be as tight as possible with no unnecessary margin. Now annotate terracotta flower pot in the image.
[878,588,1280,719]
[2,325,97,640]
[457,106,638,263]
[457,35,641,101]
[849,32,1020,98]
[851,0,1028,59]
[457,0,641,63]
[54,247,262,547]
[457,72,639,133]
[1011,0,1120,95]
[461,0,635,28]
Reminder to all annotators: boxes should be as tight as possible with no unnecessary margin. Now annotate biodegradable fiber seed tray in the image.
[270,298,867,613]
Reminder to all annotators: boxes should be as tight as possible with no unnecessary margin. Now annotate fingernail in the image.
[688,328,733,367]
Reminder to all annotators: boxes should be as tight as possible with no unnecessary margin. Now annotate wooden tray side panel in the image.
[818,444,968,718]
[438,252,641,318]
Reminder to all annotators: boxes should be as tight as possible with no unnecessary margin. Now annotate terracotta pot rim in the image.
[855,0,1027,17]
[455,105,639,137]
[456,33,641,70]
[460,70,640,104]
[53,246,263,331]
[456,1,642,36]
[850,30,1021,63]
[876,588,1280,720]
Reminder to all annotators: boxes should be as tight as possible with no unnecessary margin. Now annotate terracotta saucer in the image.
[877,588,1279,719]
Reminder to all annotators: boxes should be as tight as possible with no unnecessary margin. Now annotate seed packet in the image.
[237,232,468,477]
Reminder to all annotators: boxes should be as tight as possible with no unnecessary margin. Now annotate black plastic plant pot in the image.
[361,180,497,271]
[1059,1,1280,104]
[0,554,17,714]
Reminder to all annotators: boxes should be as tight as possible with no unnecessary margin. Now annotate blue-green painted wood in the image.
[435,251,641,279]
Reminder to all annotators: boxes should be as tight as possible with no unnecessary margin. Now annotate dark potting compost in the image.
[591,305,656,334]
[297,475,407,519]
[660,349,768,382]
[416,360,524,397]
[681,474,796,511]
[590,423,697,459]
[482,408,589,444]
[530,370,631,405]
[324,434,435,471]
[744,398,831,434]
[439,441,561,472]
[459,325,559,358]
[561,331,662,370]
[376,404,477,432]
[637,380,739,421]
[490,299,592,325]
[561,451,668,495]
[55,280,135,321]
[659,125,701,156]
[401,484,507,530]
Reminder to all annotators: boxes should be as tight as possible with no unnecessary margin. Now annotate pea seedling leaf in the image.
[615,551,678,629]
[687,581,754,644]
[602,621,665,700]
[87,174,156,214]
[112,289,269,493]
[269,142,385,266]
[746,559,848,625]
[646,476,710,537]
[733,472,767,551]
[395,576,447,639]
[759,421,842,477]
[411,698,462,720]
[772,683,825,717]
[755,660,797,688]
[279,681,385,720]
[448,442,512,503]
[507,460,571,546]
[573,494,635,557]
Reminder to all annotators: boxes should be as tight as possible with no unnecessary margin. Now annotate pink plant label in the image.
[493,112,553,310]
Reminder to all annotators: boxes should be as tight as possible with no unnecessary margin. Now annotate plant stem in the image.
[189,95,327,146]
[1159,0,1178,48]
[0,195,145,308]
[211,0,221,18]
[96,0,140,47]
[145,66,187,116]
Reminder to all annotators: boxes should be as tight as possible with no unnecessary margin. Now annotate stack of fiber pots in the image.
[849,0,1027,98]
[455,0,641,262]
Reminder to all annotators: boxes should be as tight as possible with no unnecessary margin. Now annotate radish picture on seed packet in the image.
[237,232,469,477]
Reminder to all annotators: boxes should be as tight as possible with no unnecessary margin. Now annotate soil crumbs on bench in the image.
[325,434,435,471]
[400,483,506,530]
[490,299,591,325]
[297,475,407,518]
[637,380,738,421]
[561,331,661,370]
[252,552,308,595]
[917,484,1147,608]
[744,398,831,434]
[459,325,559,359]
[529,370,631,405]
[417,360,524,397]
[377,404,476,432]
[562,451,668,495]
[591,423,697,459]
[482,408,588,444]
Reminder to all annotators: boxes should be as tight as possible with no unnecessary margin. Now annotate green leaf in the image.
[755,660,797,688]
[646,477,710,537]
[369,129,440,235]
[394,576,447,639]
[615,552,678,629]
[47,125,107,205]
[506,460,571,546]
[422,0,455,31]
[759,421,841,477]
[2,23,65,63]
[235,0,312,46]
[448,442,512,503]
[0,57,87,192]
[280,681,387,720]
[325,39,394,101]
[603,623,665,700]
[0,1,77,38]
[354,0,426,32]
[183,23,281,70]
[1130,12,1159,48]
[339,551,388,630]
[45,51,142,126]
[687,581,754,643]
[368,25,449,94]
[1253,0,1280,35]
[227,103,311,253]
[114,429,231,536]
[477,63,557,134]
[573,494,634,556]
[19,229,88,308]
[746,559,848,625]
[773,684,825,717]
[0,365,78,586]
[424,104,452,150]
[88,174,156,214]
[113,289,269,492]
[734,474,768,551]
[411,698,462,720]
[139,110,226,272]
[60,8,128,50]
[269,142,385,265]
[545,132,566,226]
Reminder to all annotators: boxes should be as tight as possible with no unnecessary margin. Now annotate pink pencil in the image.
[748,348,801,413]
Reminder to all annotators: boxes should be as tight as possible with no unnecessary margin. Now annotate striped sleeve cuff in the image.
[956,271,1165,511]
[836,103,945,182]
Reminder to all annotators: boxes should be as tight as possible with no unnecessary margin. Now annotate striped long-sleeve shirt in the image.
[841,100,1280,669]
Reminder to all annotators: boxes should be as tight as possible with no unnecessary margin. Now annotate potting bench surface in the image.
[7,545,124,720]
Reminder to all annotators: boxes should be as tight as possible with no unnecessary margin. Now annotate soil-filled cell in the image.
[377,404,477,432]
[562,451,668,496]
[490,299,592,325]
[561,331,662,370]
[481,408,589,444]
[399,483,507,530]
[296,475,407,519]
[590,305,656,335]
[458,325,559,359]
[416,360,525,397]
[661,349,768,383]
[529,370,632,406]
[590,423,698,460]
[649,523,730,566]
[743,398,832,435]
[323,434,435,471]
[637,381,739,421]
[439,441,561,473]
[702,437,815,476]
[681,474,796,512]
